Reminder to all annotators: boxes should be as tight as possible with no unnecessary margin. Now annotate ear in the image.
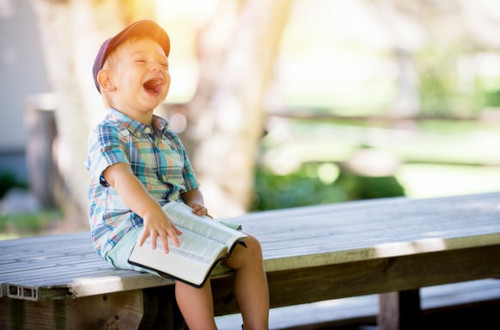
[97,69,116,92]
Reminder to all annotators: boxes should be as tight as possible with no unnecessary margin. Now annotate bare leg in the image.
[175,280,217,330]
[222,235,269,330]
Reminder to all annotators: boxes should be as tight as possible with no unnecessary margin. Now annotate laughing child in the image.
[85,20,269,329]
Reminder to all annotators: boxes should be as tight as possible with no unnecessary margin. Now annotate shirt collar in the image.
[108,108,169,137]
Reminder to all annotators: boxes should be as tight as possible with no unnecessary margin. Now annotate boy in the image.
[86,20,269,329]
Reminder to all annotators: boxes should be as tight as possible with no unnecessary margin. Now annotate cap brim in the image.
[109,20,170,58]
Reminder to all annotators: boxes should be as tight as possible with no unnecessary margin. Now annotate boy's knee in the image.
[223,234,263,269]
[245,235,263,255]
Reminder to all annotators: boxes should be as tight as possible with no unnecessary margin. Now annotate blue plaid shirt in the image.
[85,108,199,258]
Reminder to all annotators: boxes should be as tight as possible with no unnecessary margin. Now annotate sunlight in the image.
[155,0,218,23]
[265,148,302,175]
[153,1,220,103]
[70,275,170,297]
[345,149,401,177]
[70,276,126,296]
[317,163,340,184]
[374,238,446,258]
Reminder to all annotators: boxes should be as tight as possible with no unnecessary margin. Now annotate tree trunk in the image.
[183,0,293,217]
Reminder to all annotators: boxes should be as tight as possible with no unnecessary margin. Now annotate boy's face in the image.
[100,37,171,122]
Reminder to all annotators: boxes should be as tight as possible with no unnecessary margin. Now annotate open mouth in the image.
[143,77,163,95]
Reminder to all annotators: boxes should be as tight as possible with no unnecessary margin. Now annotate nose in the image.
[151,63,163,72]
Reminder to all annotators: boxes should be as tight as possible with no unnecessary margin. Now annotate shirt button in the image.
[144,127,152,134]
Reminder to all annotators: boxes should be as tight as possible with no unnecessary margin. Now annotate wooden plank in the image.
[3,262,230,300]
[211,244,500,315]
[0,257,104,276]
[257,232,500,273]
[69,273,173,298]
[0,290,152,330]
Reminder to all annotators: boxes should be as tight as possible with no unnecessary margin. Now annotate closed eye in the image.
[133,56,147,64]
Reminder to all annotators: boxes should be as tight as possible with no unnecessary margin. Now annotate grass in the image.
[0,209,63,240]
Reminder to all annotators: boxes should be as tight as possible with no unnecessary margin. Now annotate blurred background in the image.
[2,0,500,239]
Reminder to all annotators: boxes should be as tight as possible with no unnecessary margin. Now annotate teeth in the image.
[144,77,162,91]
[147,78,159,85]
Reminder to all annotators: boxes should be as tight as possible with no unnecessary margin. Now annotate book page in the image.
[164,230,225,263]
[162,201,248,247]
[130,237,214,286]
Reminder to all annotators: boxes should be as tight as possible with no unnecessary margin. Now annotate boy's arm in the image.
[181,188,210,217]
[103,162,181,252]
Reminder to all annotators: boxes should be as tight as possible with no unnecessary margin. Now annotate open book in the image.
[128,201,248,288]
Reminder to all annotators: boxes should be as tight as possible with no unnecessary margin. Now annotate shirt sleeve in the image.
[168,131,199,192]
[181,147,199,192]
[86,123,129,186]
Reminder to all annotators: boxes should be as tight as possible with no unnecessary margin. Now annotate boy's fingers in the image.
[159,232,169,253]
[150,231,158,249]
[165,224,181,248]
[138,230,149,246]
[170,223,182,236]
[170,231,181,247]
[192,205,208,216]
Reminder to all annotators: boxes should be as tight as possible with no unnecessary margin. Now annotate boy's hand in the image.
[189,203,212,218]
[181,189,212,218]
[139,209,182,253]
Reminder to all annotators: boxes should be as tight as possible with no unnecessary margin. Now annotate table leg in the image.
[378,289,421,330]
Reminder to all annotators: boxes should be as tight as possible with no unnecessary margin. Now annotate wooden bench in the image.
[2,192,500,329]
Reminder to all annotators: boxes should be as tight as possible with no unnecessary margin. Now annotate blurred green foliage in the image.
[0,172,58,239]
[483,89,500,108]
[0,209,63,239]
[0,172,27,199]
[335,171,406,201]
[251,166,346,211]
[251,165,406,211]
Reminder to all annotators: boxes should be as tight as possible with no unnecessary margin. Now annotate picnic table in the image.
[1,192,500,329]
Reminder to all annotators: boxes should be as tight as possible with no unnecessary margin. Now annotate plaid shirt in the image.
[85,108,199,258]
